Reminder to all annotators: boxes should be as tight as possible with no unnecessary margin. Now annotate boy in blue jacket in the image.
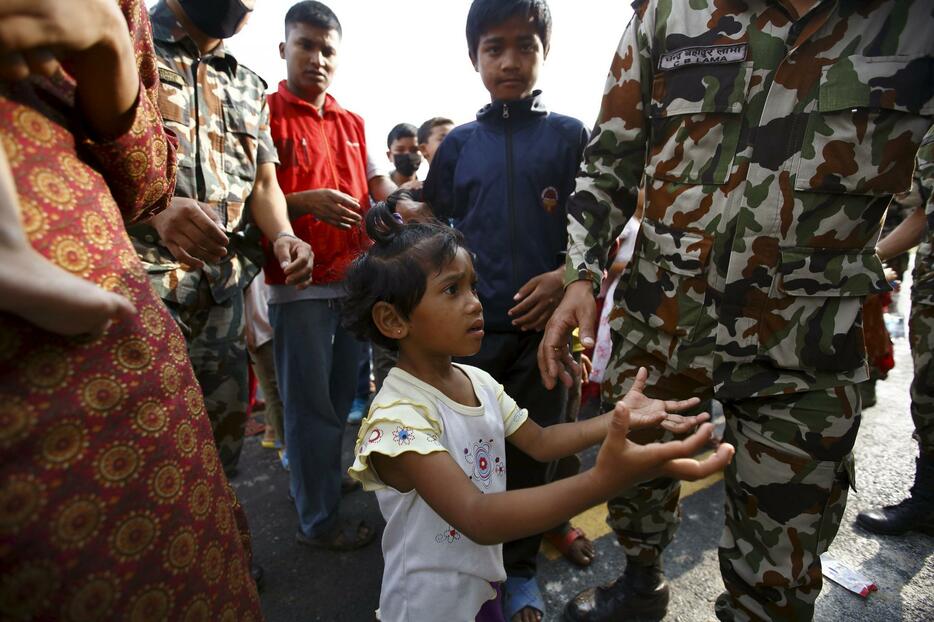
[423,1,590,620]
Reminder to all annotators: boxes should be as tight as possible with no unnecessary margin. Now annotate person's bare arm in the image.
[250,162,313,288]
[877,207,926,262]
[372,405,732,546]
[368,175,397,203]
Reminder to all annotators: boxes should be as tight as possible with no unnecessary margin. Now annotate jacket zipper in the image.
[504,102,518,293]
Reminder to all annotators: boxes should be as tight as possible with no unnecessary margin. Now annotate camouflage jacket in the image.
[917,124,934,306]
[130,0,278,305]
[567,0,934,399]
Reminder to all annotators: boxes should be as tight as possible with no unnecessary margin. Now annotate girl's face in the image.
[404,247,484,358]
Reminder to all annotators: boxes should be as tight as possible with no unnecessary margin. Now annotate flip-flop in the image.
[503,575,545,622]
[295,519,376,551]
[544,526,596,567]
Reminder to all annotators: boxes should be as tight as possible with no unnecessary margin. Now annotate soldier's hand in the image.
[273,234,314,289]
[593,404,733,493]
[508,268,564,331]
[292,189,361,230]
[148,198,229,269]
[538,280,596,390]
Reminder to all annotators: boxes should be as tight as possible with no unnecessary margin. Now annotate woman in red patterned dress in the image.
[0,1,263,619]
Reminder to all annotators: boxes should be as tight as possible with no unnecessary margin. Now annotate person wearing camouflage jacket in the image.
[858,126,934,537]
[538,0,933,620]
[130,0,312,476]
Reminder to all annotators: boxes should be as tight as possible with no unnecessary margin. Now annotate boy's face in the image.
[419,123,453,163]
[473,14,544,102]
[387,136,419,162]
[403,248,484,358]
[280,22,340,101]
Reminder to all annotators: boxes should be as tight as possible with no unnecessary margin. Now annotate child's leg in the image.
[0,142,134,336]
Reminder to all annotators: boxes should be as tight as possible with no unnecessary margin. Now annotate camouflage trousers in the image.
[602,348,860,622]
[909,302,934,456]
[162,281,249,475]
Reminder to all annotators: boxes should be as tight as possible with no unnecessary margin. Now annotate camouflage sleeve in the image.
[256,100,279,166]
[78,0,178,225]
[565,7,653,289]
[919,124,934,232]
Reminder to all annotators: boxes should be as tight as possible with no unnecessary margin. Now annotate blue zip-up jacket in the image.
[424,91,590,332]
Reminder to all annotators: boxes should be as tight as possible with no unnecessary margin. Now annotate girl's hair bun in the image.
[365,202,403,246]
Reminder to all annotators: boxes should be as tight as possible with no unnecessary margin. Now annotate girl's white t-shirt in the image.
[349,364,528,622]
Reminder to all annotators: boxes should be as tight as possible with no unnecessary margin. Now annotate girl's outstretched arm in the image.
[371,404,733,546]
[507,367,709,463]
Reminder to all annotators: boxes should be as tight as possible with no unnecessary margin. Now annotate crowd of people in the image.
[1,0,931,621]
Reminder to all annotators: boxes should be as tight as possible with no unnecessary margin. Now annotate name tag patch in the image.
[659,43,747,71]
[158,67,185,87]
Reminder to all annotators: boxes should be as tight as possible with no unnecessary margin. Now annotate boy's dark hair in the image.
[386,123,418,149]
[465,0,551,61]
[285,1,342,39]
[342,204,466,351]
[417,117,454,145]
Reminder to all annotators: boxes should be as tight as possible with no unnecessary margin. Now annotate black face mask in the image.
[393,152,422,178]
[178,0,253,40]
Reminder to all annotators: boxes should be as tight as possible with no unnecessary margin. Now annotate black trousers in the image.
[458,330,569,578]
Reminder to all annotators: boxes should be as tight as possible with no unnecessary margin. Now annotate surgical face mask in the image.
[393,152,422,177]
[177,0,253,40]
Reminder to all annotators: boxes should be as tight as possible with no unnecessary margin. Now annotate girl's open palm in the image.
[618,367,709,434]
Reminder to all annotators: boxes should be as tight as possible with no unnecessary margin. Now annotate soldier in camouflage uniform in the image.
[858,126,934,536]
[538,1,934,620]
[131,0,312,476]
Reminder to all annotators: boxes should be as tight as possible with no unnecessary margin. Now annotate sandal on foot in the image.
[295,520,376,551]
[503,575,545,622]
[544,526,596,567]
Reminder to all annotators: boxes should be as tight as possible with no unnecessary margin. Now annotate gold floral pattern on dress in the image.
[24,347,71,390]
[149,462,183,504]
[52,496,103,549]
[82,212,112,249]
[184,386,203,415]
[40,419,87,469]
[110,511,159,561]
[189,482,212,519]
[113,337,151,372]
[201,542,224,584]
[140,305,165,338]
[181,596,210,622]
[65,573,118,622]
[95,443,141,485]
[0,397,37,449]
[175,422,197,456]
[31,167,75,209]
[80,375,125,413]
[0,473,45,534]
[165,528,198,574]
[99,273,131,299]
[200,442,219,475]
[14,107,55,146]
[161,364,181,394]
[18,197,46,238]
[59,152,94,190]
[128,583,173,622]
[51,236,91,275]
[134,400,168,435]
[0,560,60,618]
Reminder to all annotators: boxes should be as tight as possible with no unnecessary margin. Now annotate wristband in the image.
[275,231,300,241]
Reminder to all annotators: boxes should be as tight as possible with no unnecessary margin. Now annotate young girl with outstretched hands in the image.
[343,205,735,622]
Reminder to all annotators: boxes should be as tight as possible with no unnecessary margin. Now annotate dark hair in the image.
[465,0,551,61]
[417,117,454,145]
[342,204,467,351]
[385,186,424,211]
[285,1,342,39]
[386,123,417,149]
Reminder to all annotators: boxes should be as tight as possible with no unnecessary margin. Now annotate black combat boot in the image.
[563,556,669,621]
[856,453,934,535]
